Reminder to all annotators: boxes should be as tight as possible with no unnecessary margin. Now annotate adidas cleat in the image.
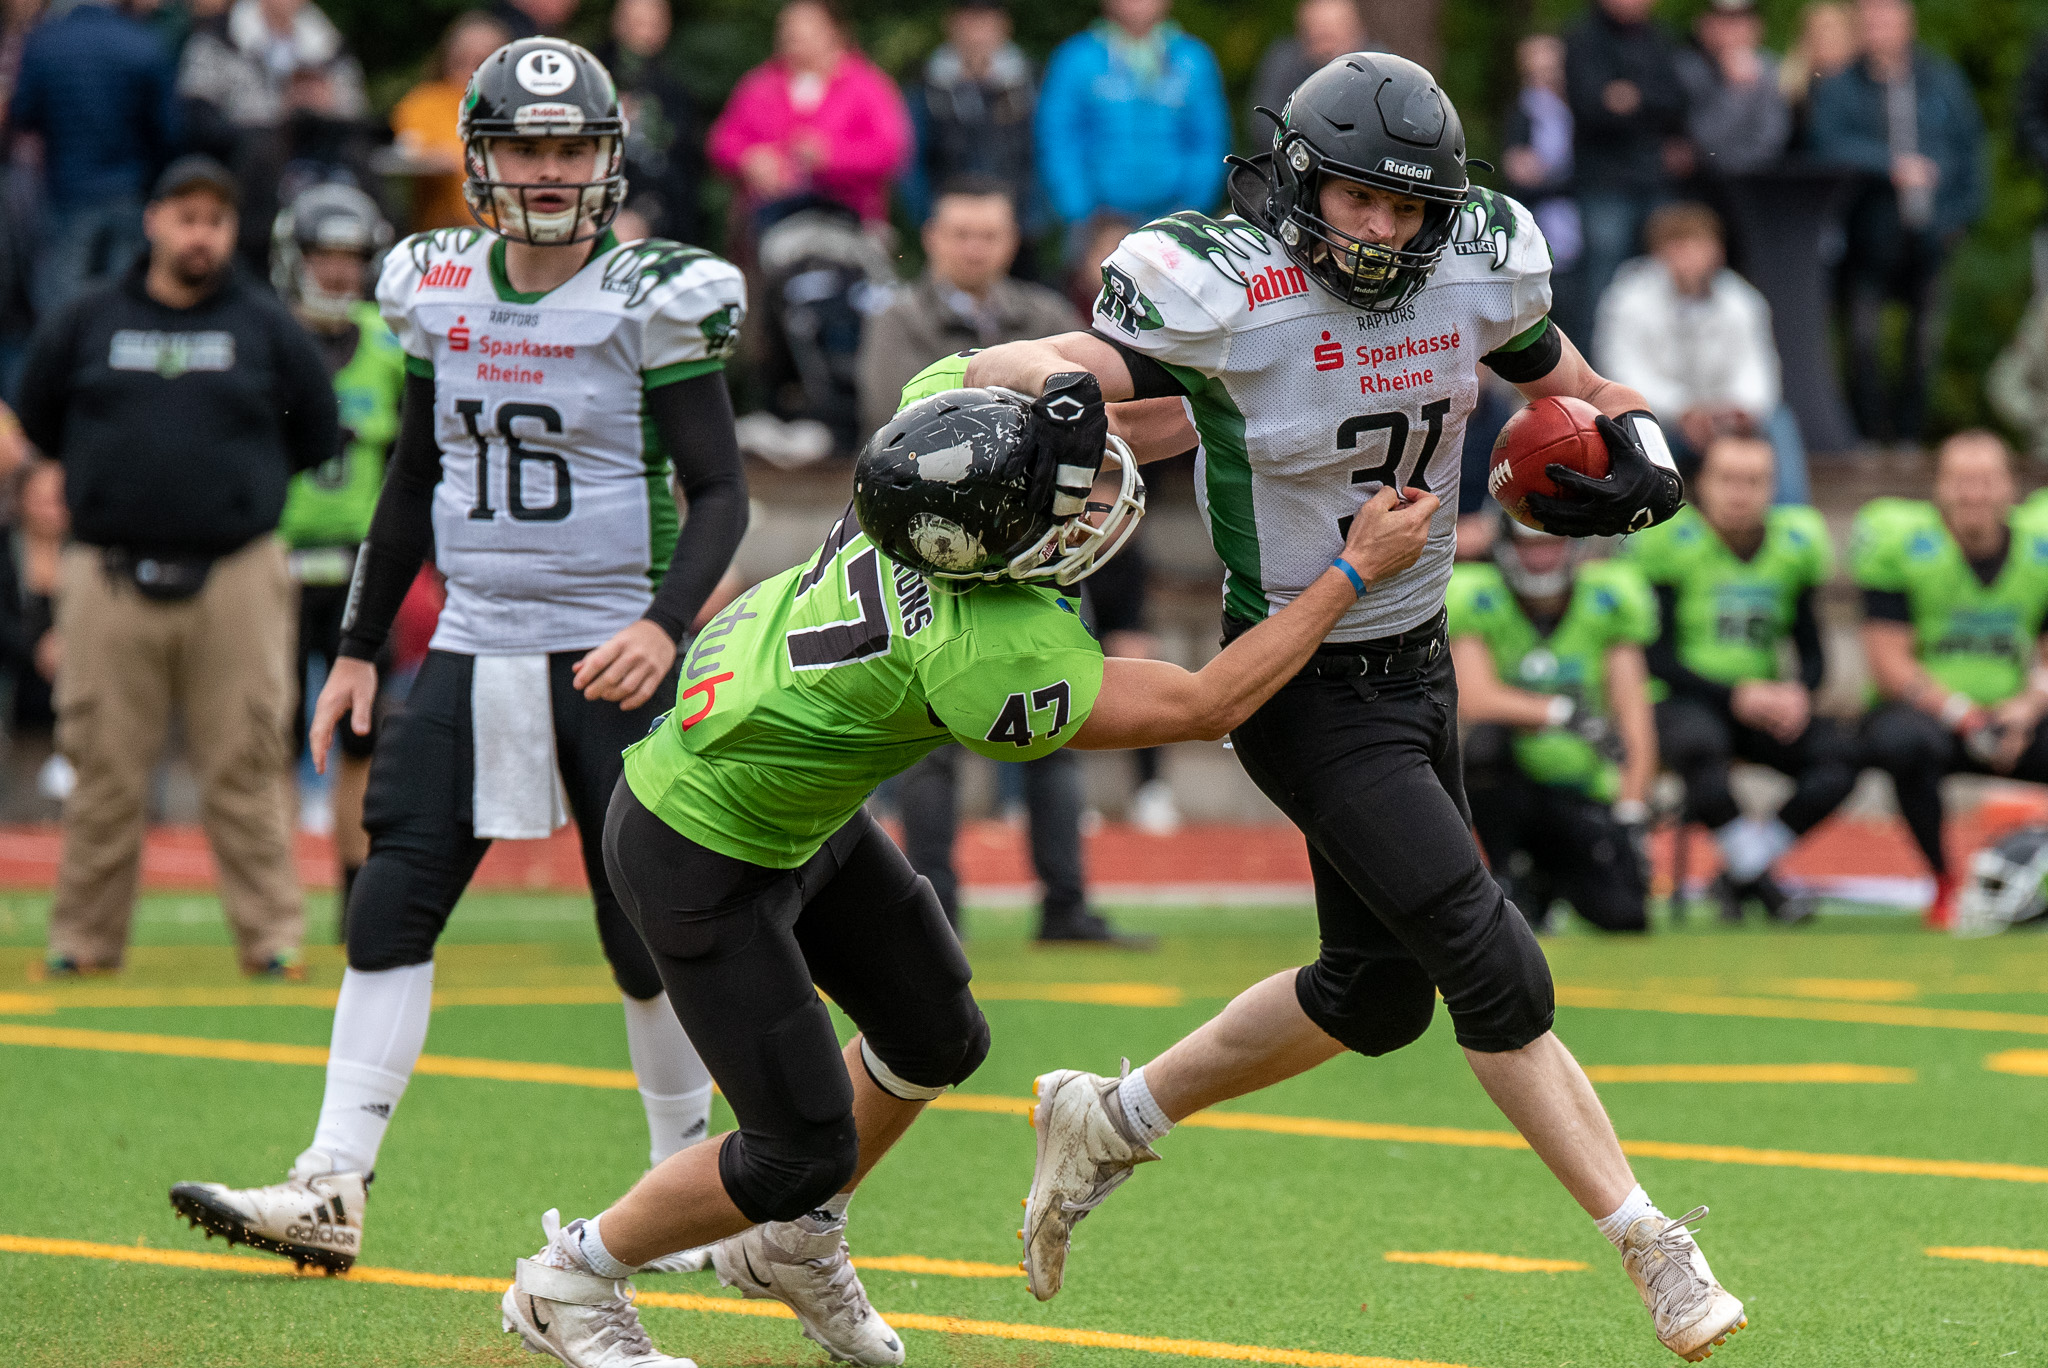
[502,1210,696,1368]
[1020,1066,1158,1301]
[1619,1205,1747,1361]
[711,1221,903,1365]
[168,1152,365,1273]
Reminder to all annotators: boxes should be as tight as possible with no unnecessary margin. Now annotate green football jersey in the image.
[277,301,407,551]
[623,514,1106,868]
[1445,558,1658,800]
[1851,498,2048,706]
[1622,503,1831,689]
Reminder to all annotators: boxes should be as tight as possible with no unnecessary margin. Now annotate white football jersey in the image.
[1094,190,1552,641]
[378,226,746,654]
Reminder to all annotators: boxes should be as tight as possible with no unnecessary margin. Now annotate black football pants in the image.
[1656,695,1860,837]
[1862,701,2048,876]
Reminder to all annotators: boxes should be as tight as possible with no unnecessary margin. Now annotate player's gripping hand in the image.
[1525,410,1683,538]
[1340,485,1440,589]
[1033,371,1109,520]
[309,657,378,777]
[574,619,678,711]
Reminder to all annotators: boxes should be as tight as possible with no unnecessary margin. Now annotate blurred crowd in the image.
[21,0,2048,969]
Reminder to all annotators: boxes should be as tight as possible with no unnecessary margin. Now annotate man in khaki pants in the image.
[17,156,340,976]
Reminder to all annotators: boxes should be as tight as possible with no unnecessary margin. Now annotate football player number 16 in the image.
[456,398,574,523]
[1336,398,1451,537]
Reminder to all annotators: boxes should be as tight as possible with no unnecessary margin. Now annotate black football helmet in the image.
[461,37,627,245]
[1227,52,1473,312]
[854,388,1145,586]
[271,183,391,325]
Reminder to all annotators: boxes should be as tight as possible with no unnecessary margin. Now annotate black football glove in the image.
[1033,371,1108,522]
[1524,410,1683,538]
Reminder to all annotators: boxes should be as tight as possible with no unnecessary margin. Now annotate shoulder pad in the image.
[1446,562,1508,621]
[1444,188,1550,279]
[1771,503,1830,550]
[598,238,741,315]
[1117,213,1288,319]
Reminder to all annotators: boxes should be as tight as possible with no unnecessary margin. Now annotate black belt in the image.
[1222,609,1447,678]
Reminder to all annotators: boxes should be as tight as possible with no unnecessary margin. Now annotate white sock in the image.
[1116,1066,1174,1145]
[621,993,715,1166]
[302,962,434,1176]
[1595,1185,1659,1248]
[1714,816,1796,885]
[576,1213,637,1278]
[795,1190,853,1234]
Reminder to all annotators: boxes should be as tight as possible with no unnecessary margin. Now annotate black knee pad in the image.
[1293,955,1436,1057]
[718,1120,860,1224]
[862,992,991,1097]
[343,855,448,971]
[1442,879,1557,1052]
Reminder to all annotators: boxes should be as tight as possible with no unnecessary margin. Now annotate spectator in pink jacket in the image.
[708,0,911,225]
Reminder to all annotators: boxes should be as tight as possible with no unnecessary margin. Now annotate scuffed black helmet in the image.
[853,389,1144,586]
[461,37,627,245]
[1227,52,1472,312]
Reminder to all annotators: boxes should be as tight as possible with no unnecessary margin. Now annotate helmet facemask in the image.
[994,437,1147,588]
[1268,131,1460,314]
[1494,516,1585,600]
[466,133,625,246]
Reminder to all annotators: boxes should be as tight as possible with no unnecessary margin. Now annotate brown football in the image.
[1488,395,1609,531]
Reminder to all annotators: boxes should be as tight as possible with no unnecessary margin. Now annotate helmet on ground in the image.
[1956,825,2048,937]
[1493,508,1585,600]
[853,388,1145,587]
[1228,52,1472,312]
[461,37,627,245]
[271,183,391,324]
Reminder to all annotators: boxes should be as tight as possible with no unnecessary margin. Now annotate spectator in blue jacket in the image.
[1035,0,1227,235]
[1807,0,1985,446]
[10,0,179,318]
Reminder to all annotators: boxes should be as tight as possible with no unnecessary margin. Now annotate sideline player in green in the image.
[494,379,1439,1368]
[1450,514,1659,933]
[1624,433,1852,925]
[973,53,1743,1364]
[1857,431,2048,929]
[270,183,406,932]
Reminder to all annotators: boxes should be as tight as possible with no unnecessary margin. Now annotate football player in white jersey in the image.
[168,37,763,1303]
[968,55,1745,1364]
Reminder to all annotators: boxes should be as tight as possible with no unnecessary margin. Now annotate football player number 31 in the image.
[456,398,574,522]
[1336,399,1450,537]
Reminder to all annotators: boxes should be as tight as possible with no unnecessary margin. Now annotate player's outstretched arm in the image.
[1070,487,1438,750]
[1512,329,1683,537]
[967,332,1138,404]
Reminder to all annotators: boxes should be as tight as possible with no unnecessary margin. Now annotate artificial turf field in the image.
[7,890,2048,1367]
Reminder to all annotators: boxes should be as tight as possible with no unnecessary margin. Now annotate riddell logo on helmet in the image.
[1380,158,1434,180]
[1245,264,1309,310]
[421,262,472,290]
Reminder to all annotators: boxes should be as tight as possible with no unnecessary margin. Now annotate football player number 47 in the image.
[456,398,574,522]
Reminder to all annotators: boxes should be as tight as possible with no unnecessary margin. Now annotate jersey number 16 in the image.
[455,398,573,523]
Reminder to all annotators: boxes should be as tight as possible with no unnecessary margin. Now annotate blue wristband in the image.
[1332,558,1368,598]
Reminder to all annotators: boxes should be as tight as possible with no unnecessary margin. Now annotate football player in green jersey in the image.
[270,184,405,931]
[1857,431,2048,929]
[1451,515,1659,933]
[495,380,1437,1368]
[1624,434,1855,925]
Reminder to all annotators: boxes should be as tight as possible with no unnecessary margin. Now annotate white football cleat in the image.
[168,1151,365,1273]
[636,1245,715,1274]
[1619,1205,1747,1361]
[1021,1067,1158,1301]
[711,1221,903,1365]
[501,1210,696,1368]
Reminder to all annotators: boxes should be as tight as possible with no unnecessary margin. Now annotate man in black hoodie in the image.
[1565,0,1692,313]
[20,154,338,978]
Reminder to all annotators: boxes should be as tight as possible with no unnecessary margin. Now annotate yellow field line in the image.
[0,1234,1472,1368]
[1926,1246,2048,1268]
[1382,1251,1588,1274]
[10,1023,2046,1185]
[1984,1050,2048,1078]
[1556,986,2048,1036]
[0,981,1183,1013]
[1581,1064,1915,1084]
[849,1254,1021,1278]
